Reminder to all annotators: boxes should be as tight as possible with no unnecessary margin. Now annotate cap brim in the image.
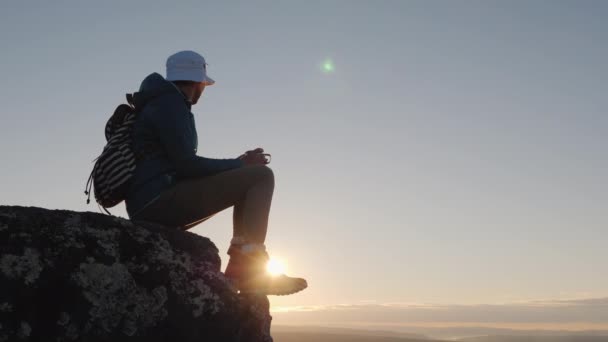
[204,75,215,86]
[166,69,215,85]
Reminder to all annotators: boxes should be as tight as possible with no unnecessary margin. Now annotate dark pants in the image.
[132,165,274,243]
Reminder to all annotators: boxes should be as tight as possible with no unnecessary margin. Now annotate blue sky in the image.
[0,1,606,330]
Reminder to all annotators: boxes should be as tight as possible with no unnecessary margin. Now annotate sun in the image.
[266,258,286,276]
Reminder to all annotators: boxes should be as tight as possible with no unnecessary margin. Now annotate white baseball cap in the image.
[165,50,215,85]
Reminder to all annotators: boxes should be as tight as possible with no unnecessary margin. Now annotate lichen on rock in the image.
[0,248,42,285]
[72,261,168,335]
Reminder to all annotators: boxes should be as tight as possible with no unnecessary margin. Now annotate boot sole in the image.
[234,279,308,296]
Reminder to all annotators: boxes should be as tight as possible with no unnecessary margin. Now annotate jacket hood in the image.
[131,72,186,109]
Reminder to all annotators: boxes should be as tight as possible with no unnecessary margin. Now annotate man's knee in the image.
[260,165,275,184]
[248,165,274,185]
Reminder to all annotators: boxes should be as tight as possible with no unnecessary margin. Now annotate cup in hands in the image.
[238,147,271,166]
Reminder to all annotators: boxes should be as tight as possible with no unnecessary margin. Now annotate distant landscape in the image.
[271,326,608,342]
[272,332,431,342]
[459,337,608,342]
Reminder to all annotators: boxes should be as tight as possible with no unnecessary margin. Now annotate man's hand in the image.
[238,147,269,166]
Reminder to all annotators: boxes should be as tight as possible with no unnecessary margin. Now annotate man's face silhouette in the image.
[191,82,206,105]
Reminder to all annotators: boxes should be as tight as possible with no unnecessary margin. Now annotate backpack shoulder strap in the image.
[128,91,151,112]
[126,93,135,108]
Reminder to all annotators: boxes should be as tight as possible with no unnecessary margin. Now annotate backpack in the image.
[84,93,139,214]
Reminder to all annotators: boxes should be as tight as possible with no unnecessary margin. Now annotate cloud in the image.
[271,297,608,329]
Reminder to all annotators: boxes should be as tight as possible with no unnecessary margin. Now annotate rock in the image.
[0,206,273,342]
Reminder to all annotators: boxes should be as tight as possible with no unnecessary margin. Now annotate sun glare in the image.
[266,258,286,276]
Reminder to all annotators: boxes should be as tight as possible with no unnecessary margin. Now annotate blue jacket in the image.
[125,72,243,218]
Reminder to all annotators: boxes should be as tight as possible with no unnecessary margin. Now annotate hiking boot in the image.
[224,244,308,296]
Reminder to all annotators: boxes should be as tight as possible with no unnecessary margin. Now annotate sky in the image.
[0,0,607,332]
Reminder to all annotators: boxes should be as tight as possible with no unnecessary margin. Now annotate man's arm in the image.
[152,98,243,178]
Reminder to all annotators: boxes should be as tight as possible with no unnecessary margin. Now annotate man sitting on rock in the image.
[125,50,307,296]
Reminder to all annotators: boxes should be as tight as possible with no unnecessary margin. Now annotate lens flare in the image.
[321,59,335,73]
[266,258,286,276]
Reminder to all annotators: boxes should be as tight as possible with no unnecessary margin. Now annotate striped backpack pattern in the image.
[85,94,138,214]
